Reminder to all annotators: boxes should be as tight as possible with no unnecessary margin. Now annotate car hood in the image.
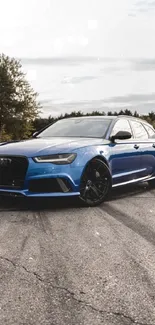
[0,137,109,157]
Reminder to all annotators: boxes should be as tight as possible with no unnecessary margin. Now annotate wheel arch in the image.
[93,155,110,169]
[80,154,111,182]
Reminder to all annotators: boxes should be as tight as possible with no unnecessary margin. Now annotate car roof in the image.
[66,114,148,121]
[67,116,116,119]
[64,115,140,121]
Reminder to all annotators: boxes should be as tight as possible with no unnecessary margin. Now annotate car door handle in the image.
[153,144,155,148]
[134,144,139,150]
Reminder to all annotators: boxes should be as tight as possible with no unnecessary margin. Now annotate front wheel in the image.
[79,158,112,207]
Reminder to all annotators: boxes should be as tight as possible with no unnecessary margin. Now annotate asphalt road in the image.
[0,183,155,325]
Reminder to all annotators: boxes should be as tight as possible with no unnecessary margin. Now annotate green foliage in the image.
[0,54,40,141]
[142,111,155,128]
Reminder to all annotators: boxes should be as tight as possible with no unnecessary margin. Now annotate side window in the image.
[130,121,148,139]
[143,124,155,138]
[111,119,132,137]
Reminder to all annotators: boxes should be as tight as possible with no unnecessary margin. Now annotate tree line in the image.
[0,53,155,141]
[33,110,155,134]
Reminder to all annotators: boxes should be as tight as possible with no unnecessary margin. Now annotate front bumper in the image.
[0,157,82,197]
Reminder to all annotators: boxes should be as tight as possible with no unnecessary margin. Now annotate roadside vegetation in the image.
[0,54,155,141]
[0,54,40,141]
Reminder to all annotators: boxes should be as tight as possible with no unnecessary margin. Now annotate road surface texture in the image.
[0,183,155,325]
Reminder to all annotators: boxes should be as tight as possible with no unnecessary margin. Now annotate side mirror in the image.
[110,131,132,142]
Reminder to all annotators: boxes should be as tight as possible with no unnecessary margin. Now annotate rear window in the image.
[130,120,148,139]
[143,124,155,138]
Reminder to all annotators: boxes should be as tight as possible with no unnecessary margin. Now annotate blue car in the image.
[0,115,155,206]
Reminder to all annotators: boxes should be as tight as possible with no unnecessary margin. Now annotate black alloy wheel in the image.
[79,158,112,207]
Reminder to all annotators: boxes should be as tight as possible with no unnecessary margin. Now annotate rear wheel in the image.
[79,158,112,207]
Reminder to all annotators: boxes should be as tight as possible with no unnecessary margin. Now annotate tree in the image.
[0,54,40,141]
[118,109,132,116]
[133,111,139,117]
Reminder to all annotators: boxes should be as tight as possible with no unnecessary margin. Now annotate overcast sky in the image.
[1,0,155,117]
[1,0,155,58]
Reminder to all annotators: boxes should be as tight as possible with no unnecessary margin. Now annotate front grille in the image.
[0,156,28,189]
[29,178,72,193]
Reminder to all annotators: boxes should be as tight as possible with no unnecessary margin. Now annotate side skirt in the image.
[112,175,155,188]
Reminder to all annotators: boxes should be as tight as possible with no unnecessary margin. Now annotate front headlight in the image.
[33,153,77,165]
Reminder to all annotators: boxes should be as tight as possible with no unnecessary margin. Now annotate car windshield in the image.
[38,118,112,138]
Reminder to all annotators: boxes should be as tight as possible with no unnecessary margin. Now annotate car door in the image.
[109,118,144,186]
[129,120,155,178]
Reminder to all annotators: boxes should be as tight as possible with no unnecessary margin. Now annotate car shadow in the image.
[0,182,153,212]
[107,182,154,202]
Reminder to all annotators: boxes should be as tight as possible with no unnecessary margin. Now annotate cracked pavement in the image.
[0,183,155,325]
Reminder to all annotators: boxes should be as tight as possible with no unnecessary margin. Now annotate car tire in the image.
[79,158,112,207]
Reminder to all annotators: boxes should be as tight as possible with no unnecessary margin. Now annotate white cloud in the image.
[78,36,89,47]
[67,36,76,44]
[0,0,155,58]
[88,20,98,30]
[53,38,64,54]
[26,69,37,81]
